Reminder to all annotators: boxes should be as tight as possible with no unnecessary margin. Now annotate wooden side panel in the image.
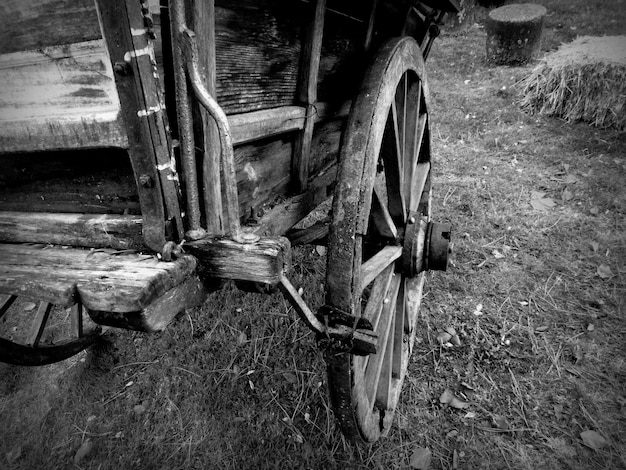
[0,243,197,311]
[0,40,127,153]
[234,116,344,224]
[213,0,304,114]
[0,212,144,250]
[0,0,100,54]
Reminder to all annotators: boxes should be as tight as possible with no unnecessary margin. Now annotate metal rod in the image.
[170,0,205,240]
[182,30,244,242]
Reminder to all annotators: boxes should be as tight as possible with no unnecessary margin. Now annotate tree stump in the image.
[486,3,547,65]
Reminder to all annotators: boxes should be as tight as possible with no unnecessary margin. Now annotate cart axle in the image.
[404,216,452,277]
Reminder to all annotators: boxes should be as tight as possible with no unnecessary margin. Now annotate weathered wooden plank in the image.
[292,0,326,192]
[0,0,100,54]
[97,0,169,251]
[229,106,306,145]
[0,212,144,250]
[235,117,343,229]
[255,163,336,237]
[0,243,197,311]
[88,274,207,332]
[186,236,291,284]
[0,40,127,153]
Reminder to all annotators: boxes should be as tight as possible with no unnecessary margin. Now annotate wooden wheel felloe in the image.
[0,295,101,366]
[324,37,450,442]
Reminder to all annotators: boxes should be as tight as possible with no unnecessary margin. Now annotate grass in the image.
[1,0,625,468]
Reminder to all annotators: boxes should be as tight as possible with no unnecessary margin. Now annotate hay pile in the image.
[520,36,626,130]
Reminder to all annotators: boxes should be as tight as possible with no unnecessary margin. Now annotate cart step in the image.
[0,243,206,332]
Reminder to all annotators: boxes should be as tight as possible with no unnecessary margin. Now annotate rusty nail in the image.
[113,62,130,76]
[139,174,153,188]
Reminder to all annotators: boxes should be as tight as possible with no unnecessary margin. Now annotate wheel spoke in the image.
[361,245,402,289]
[370,187,398,239]
[375,308,395,409]
[392,279,405,379]
[70,303,83,337]
[405,274,425,334]
[395,73,408,169]
[365,275,401,406]
[355,265,395,374]
[409,161,430,213]
[28,302,53,347]
[0,294,17,319]
[382,101,406,223]
[403,79,421,200]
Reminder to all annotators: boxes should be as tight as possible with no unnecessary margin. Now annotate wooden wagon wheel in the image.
[324,37,450,442]
[0,295,101,366]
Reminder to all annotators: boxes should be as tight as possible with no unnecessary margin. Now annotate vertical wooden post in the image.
[96,0,184,251]
[364,0,379,52]
[292,0,326,193]
[186,0,225,235]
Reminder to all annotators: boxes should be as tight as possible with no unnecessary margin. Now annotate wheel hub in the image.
[403,213,451,277]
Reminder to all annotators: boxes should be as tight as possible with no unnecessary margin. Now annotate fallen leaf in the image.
[315,245,327,256]
[283,372,298,384]
[133,404,145,414]
[535,325,549,333]
[562,188,574,201]
[74,440,94,464]
[564,174,578,184]
[463,411,476,419]
[6,445,22,464]
[580,430,607,450]
[492,249,505,259]
[493,415,510,430]
[23,302,36,312]
[590,206,600,215]
[590,241,599,252]
[237,331,247,345]
[530,191,556,211]
[440,389,470,409]
[437,331,452,345]
[409,447,432,470]
[597,264,613,279]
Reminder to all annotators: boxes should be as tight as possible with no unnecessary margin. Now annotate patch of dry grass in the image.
[1,1,625,469]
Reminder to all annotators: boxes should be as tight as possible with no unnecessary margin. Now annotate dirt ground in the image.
[1,1,625,469]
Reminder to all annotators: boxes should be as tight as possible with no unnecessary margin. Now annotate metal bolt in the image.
[139,174,153,188]
[113,61,130,76]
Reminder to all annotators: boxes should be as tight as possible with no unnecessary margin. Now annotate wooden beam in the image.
[96,0,178,251]
[229,106,306,145]
[88,274,207,332]
[186,236,291,284]
[254,164,336,237]
[0,212,144,250]
[292,0,326,193]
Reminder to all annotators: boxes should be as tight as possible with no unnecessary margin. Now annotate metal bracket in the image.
[278,276,377,356]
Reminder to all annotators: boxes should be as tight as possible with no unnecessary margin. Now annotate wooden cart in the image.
[0,0,457,443]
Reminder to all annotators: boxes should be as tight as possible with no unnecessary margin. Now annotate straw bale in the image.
[520,36,626,130]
